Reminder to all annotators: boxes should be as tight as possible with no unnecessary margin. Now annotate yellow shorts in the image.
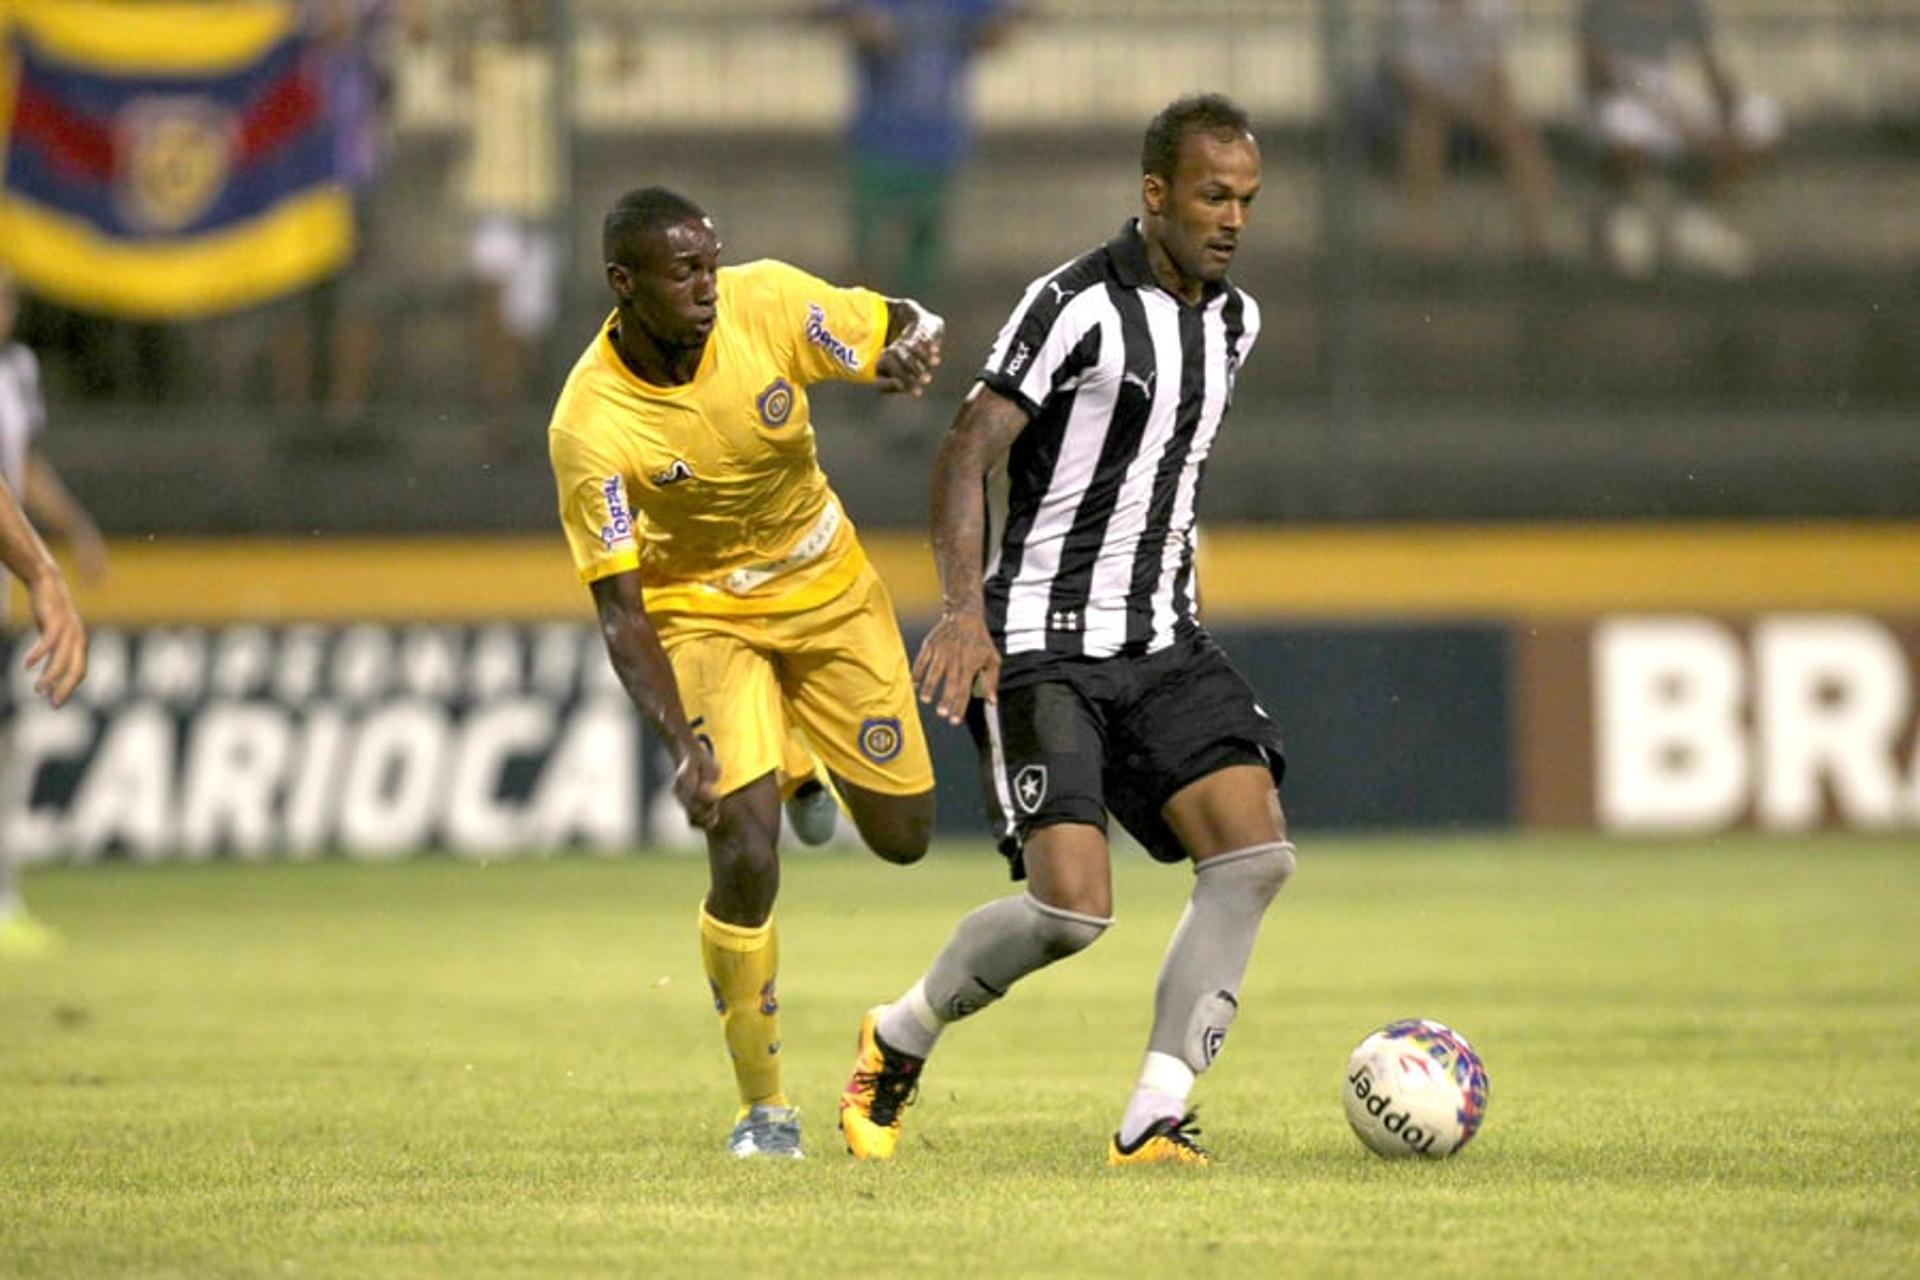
[657,560,933,800]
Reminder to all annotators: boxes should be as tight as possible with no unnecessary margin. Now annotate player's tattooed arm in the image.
[876,297,945,396]
[912,383,1029,725]
[589,571,721,828]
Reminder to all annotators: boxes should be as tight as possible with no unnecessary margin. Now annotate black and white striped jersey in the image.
[975,219,1259,661]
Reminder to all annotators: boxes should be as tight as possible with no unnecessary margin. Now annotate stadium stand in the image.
[18,0,1920,529]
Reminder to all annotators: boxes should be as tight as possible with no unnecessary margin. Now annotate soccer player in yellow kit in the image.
[547,187,945,1158]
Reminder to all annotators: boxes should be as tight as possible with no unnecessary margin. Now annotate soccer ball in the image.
[1342,1018,1489,1158]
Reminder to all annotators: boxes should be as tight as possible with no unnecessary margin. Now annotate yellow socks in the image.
[698,905,786,1109]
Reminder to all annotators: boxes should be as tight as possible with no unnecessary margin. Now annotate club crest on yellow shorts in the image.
[858,716,903,764]
[654,562,931,798]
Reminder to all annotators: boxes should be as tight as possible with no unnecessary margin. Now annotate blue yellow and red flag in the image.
[0,1,352,318]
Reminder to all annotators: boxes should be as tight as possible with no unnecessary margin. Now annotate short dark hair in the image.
[1141,94,1254,182]
[603,186,708,266]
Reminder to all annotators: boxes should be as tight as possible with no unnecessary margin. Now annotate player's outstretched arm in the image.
[589,571,721,828]
[0,477,86,707]
[874,297,945,396]
[25,448,108,582]
[22,568,85,707]
[912,383,1029,725]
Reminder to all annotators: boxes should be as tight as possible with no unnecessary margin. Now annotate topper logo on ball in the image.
[1348,1068,1439,1156]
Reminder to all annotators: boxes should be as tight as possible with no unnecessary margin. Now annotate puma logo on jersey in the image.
[1122,368,1156,398]
[1046,280,1076,305]
[651,460,694,486]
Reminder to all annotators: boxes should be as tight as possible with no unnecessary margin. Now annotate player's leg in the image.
[1106,643,1294,1165]
[0,720,57,958]
[701,771,783,926]
[1108,768,1291,1163]
[841,678,1116,1160]
[831,778,930,865]
[843,821,1112,1161]
[664,620,802,1157]
[0,841,59,957]
[699,772,805,1157]
[776,563,933,866]
[776,727,839,848]
[880,819,1112,1056]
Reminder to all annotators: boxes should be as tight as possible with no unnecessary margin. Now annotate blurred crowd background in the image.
[5,0,1917,539]
[0,1,1914,857]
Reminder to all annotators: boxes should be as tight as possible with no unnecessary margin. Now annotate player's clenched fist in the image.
[876,302,945,396]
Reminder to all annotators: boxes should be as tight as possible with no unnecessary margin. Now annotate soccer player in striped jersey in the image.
[0,267,104,958]
[547,187,945,1158]
[840,95,1294,1166]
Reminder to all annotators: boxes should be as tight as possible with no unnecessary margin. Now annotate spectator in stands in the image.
[274,0,400,425]
[1377,0,1560,256]
[455,0,564,457]
[1579,0,1782,277]
[819,0,1022,300]
[0,265,104,958]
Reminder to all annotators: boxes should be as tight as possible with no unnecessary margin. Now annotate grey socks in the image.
[876,892,1111,1057]
[1147,841,1294,1071]
[1119,840,1295,1145]
[875,838,1293,1130]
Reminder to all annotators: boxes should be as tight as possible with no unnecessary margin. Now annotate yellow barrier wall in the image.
[56,522,1920,624]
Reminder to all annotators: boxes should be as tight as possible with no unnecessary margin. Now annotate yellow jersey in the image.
[548,259,891,616]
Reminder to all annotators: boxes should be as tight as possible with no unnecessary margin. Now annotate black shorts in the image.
[966,634,1286,878]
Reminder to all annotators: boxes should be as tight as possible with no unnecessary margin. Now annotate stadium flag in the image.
[0,1,352,319]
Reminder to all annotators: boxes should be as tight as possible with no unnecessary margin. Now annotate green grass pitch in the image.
[2,834,1916,1277]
